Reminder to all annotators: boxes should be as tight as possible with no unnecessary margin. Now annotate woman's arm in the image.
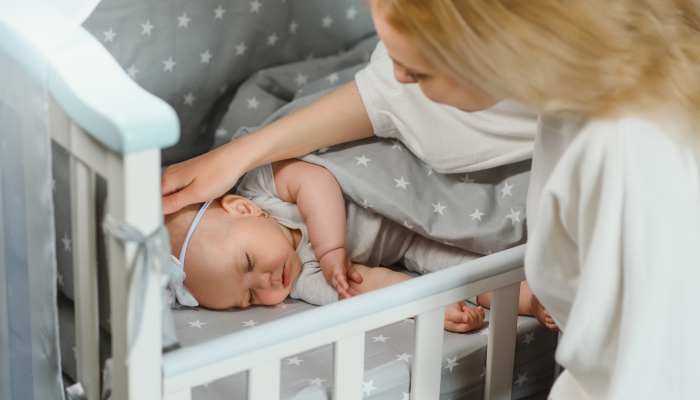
[162,80,374,214]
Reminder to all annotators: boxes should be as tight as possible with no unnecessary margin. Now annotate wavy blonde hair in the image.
[374,0,700,125]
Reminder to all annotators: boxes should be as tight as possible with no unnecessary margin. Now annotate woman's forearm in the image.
[224,80,374,176]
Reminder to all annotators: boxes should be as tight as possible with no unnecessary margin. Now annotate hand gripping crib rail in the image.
[47,25,527,400]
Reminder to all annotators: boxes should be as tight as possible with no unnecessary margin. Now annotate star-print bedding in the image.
[172,297,557,399]
[214,36,530,254]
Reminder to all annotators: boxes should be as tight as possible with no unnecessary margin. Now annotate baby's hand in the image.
[444,302,485,333]
[320,248,363,299]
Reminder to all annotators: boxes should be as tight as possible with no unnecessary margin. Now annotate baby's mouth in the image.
[282,264,290,288]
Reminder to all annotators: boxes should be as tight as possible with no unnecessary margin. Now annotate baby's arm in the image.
[272,160,362,297]
[348,264,485,333]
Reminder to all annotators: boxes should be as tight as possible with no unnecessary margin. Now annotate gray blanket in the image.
[214,37,530,254]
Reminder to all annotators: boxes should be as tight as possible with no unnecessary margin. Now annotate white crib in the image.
[47,20,532,400]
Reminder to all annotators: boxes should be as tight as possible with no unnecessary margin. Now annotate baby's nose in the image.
[257,272,271,289]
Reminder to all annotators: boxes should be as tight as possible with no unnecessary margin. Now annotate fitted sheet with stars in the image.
[171,296,557,400]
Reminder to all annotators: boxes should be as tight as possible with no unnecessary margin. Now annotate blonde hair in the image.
[375,0,700,125]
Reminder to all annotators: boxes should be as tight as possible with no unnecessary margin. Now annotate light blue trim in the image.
[162,245,526,378]
[48,27,179,155]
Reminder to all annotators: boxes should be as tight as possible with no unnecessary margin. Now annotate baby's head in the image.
[165,195,302,309]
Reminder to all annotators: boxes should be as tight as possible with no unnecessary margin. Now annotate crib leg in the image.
[410,306,445,400]
[333,333,365,400]
[249,359,280,400]
[484,282,520,400]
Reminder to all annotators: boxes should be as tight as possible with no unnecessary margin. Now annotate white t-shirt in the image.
[526,114,700,399]
[355,41,538,174]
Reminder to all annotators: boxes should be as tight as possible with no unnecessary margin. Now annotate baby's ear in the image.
[220,195,259,216]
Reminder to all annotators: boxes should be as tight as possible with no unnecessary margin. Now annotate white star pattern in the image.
[246,97,260,109]
[214,5,225,20]
[461,174,475,183]
[506,209,521,225]
[515,372,528,386]
[141,20,153,35]
[355,155,370,166]
[289,20,299,34]
[372,334,389,342]
[242,320,259,327]
[103,28,116,43]
[396,353,413,363]
[403,220,414,229]
[250,0,262,13]
[363,380,377,396]
[219,85,228,93]
[317,147,330,154]
[346,7,358,20]
[425,165,433,176]
[215,128,228,137]
[126,64,139,79]
[308,377,325,386]
[183,92,196,106]
[321,15,333,29]
[500,181,514,198]
[57,273,63,287]
[62,233,71,252]
[480,327,489,336]
[523,332,535,346]
[444,240,454,246]
[275,302,287,308]
[200,50,212,64]
[326,72,339,85]
[470,208,485,221]
[177,13,191,28]
[392,141,403,151]
[230,42,246,57]
[163,57,176,72]
[480,367,486,377]
[361,199,373,208]
[267,32,279,46]
[432,202,446,215]
[394,177,410,189]
[444,356,459,372]
[294,72,308,87]
[188,319,206,328]
[287,356,303,365]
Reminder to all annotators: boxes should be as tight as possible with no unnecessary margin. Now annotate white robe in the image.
[526,115,700,399]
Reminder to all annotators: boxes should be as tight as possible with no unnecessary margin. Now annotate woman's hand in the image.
[161,143,241,214]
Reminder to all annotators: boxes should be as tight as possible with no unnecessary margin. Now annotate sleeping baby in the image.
[165,159,486,332]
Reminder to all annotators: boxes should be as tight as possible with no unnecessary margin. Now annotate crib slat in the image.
[249,359,281,400]
[484,282,520,400]
[333,333,365,400]
[69,156,101,399]
[164,390,191,400]
[410,307,444,400]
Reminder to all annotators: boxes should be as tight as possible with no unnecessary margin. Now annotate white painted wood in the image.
[484,282,520,400]
[333,333,365,400]
[249,360,280,400]
[69,157,101,399]
[164,390,192,400]
[105,149,162,400]
[163,268,525,394]
[70,122,109,178]
[48,96,70,149]
[410,307,444,400]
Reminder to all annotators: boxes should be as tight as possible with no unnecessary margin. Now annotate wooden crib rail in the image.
[162,245,526,400]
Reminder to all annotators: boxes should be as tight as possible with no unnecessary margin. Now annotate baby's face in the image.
[183,196,303,309]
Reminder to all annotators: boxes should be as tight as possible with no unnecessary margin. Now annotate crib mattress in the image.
[172,299,557,400]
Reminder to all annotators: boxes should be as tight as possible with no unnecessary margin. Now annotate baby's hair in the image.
[165,198,224,257]
[375,0,700,130]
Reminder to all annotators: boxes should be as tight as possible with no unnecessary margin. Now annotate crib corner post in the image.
[105,148,163,400]
[484,282,520,400]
